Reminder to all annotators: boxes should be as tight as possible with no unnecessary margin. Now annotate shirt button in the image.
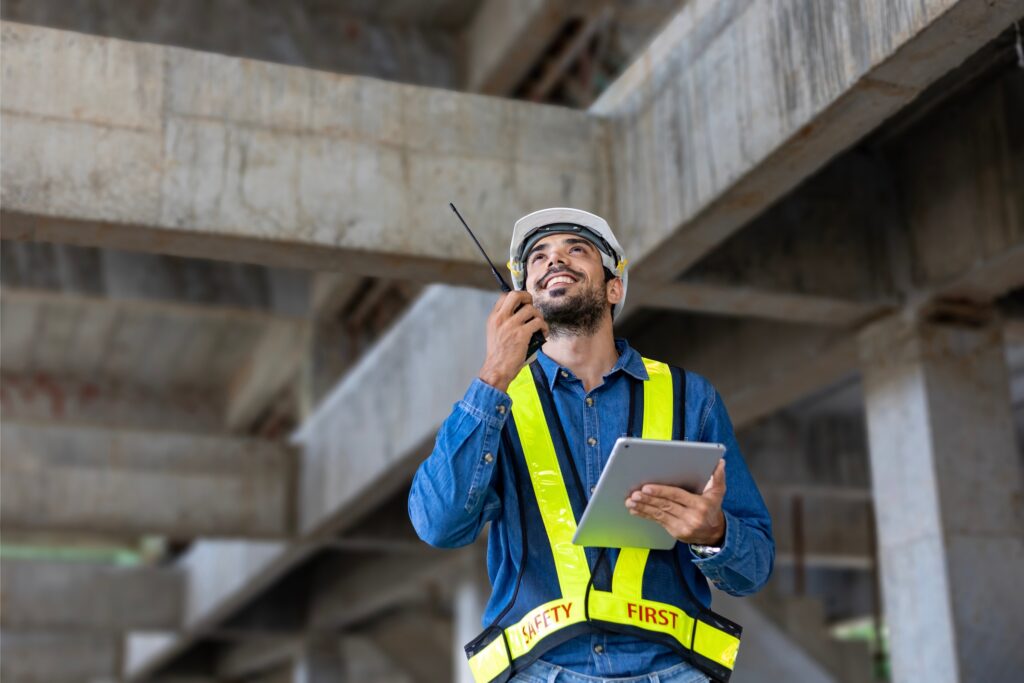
[496,405,506,415]
[593,644,604,654]
[560,370,569,378]
[587,437,597,447]
[590,486,596,496]
[585,397,594,407]
[483,453,494,463]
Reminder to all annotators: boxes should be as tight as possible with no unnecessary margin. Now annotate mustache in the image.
[540,266,585,287]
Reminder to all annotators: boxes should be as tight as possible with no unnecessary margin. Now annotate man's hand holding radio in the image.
[478,292,548,393]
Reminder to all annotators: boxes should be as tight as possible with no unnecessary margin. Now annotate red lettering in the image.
[669,611,678,629]
[657,609,669,626]
[626,602,638,619]
[541,609,551,628]
[644,606,657,623]
[560,602,573,620]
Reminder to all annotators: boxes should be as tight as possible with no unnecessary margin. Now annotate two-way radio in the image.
[449,203,546,361]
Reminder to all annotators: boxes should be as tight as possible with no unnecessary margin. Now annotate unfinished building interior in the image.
[1,1,1023,681]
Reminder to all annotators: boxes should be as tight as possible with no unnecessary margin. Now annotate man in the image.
[409,208,773,683]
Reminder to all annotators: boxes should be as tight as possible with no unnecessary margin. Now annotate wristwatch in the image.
[691,544,721,559]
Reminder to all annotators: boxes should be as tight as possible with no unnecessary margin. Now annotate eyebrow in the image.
[527,237,594,258]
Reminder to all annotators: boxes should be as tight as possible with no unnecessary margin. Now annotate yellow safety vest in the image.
[465,358,742,683]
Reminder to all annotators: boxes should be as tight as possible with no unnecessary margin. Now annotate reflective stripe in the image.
[505,597,586,659]
[694,621,740,670]
[640,358,674,442]
[610,548,648,599]
[589,591,695,647]
[467,635,510,683]
[507,369,589,596]
[610,358,672,598]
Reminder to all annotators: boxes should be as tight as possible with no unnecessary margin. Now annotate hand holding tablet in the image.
[572,438,725,550]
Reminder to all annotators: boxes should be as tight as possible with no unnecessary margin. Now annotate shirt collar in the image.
[535,338,649,391]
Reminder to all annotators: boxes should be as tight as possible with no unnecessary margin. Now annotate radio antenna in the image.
[449,203,511,292]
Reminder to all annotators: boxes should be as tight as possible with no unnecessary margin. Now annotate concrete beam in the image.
[310,273,364,321]
[463,0,571,95]
[1,630,121,683]
[1,22,607,284]
[309,546,468,631]
[226,320,311,432]
[0,559,183,630]
[594,0,1024,280]
[216,637,302,681]
[630,281,887,327]
[0,371,223,433]
[0,421,292,539]
[294,286,494,535]
[630,315,859,428]
[887,68,1024,303]
[0,287,302,390]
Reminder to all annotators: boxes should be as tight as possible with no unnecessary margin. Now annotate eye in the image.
[530,252,546,263]
[570,246,584,253]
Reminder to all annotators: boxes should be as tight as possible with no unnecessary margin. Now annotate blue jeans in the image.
[512,659,710,683]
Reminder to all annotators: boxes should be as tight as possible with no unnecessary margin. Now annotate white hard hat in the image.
[508,208,629,319]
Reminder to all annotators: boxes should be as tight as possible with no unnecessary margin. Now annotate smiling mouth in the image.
[543,274,578,289]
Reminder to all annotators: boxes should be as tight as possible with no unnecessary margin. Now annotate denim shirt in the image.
[409,340,774,677]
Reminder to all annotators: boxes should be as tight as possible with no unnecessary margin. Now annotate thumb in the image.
[702,458,726,498]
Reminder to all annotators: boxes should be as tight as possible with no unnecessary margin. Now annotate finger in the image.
[525,316,549,337]
[626,502,692,539]
[626,495,683,521]
[703,459,726,496]
[498,290,531,317]
[510,303,541,324]
[639,483,702,507]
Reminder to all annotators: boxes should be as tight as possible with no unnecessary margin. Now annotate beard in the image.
[535,276,608,339]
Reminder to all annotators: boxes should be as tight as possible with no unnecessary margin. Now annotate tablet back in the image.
[572,438,724,549]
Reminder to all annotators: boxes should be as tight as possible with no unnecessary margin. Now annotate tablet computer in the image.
[572,437,725,550]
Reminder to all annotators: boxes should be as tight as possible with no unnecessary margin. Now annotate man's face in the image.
[524,233,621,336]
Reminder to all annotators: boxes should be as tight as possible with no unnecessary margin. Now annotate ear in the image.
[606,277,624,306]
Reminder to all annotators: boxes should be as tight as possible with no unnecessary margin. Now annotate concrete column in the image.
[293,633,346,683]
[859,314,1024,682]
[453,548,489,683]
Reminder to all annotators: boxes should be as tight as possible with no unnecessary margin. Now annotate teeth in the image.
[547,276,575,287]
